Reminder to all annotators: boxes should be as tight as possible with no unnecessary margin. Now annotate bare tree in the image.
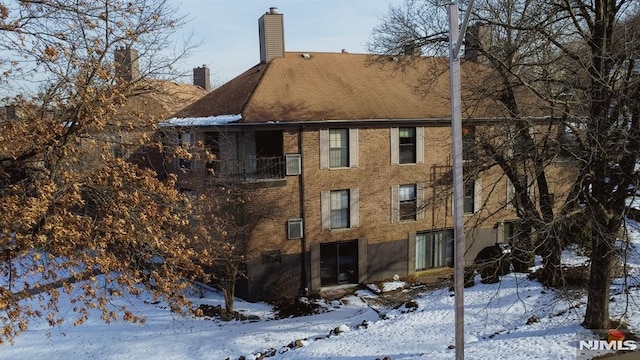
[369,0,639,329]
[370,0,566,285]
[188,183,260,315]
[0,0,205,344]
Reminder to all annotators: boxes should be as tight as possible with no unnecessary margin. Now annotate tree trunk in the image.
[223,265,237,314]
[539,236,563,287]
[582,233,613,329]
[223,287,235,315]
[511,222,535,273]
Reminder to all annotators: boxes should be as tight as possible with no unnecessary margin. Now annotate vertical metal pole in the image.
[448,3,465,360]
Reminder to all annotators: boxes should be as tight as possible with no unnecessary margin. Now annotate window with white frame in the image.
[399,184,417,221]
[321,189,359,230]
[507,175,537,210]
[399,127,416,164]
[464,180,475,214]
[329,129,349,167]
[176,132,195,170]
[330,190,349,229]
[320,128,358,169]
[392,184,425,223]
[463,177,481,214]
[462,126,476,161]
[391,127,424,165]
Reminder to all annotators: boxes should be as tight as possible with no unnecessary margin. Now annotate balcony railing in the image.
[207,156,285,180]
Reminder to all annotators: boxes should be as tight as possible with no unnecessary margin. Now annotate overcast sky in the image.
[172,0,403,86]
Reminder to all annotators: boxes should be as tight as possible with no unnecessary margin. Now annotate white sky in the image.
[172,0,403,85]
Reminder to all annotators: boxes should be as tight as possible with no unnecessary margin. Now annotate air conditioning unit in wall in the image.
[285,154,301,175]
[287,218,303,239]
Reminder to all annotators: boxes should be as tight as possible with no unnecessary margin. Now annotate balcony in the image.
[208,156,285,181]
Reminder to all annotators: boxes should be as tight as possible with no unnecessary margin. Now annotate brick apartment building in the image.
[160,8,574,300]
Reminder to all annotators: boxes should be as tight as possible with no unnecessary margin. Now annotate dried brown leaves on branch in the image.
[0,0,207,344]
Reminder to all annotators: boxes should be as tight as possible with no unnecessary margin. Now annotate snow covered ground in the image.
[2,222,640,360]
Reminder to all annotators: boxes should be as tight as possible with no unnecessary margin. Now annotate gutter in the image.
[159,116,562,130]
[298,125,309,295]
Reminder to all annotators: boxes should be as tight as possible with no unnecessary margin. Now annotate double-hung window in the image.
[391,127,423,165]
[320,128,358,169]
[329,129,349,167]
[399,127,416,164]
[464,180,474,214]
[462,126,476,161]
[463,177,481,214]
[399,184,417,221]
[330,190,350,229]
[392,184,424,223]
[321,189,359,230]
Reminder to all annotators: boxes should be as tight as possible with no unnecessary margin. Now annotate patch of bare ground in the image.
[363,269,453,309]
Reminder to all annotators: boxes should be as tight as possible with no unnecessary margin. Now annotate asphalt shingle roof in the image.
[172,52,545,123]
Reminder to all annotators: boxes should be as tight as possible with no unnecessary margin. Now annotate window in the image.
[416,229,454,270]
[176,132,195,170]
[464,180,474,214]
[330,190,350,229]
[507,175,535,210]
[399,184,417,221]
[319,128,358,169]
[506,178,515,210]
[391,127,424,165]
[321,189,359,230]
[329,129,349,167]
[399,127,416,164]
[204,131,220,175]
[392,184,424,223]
[504,221,518,243]
[462,126,476,161]
[464,179,476,214]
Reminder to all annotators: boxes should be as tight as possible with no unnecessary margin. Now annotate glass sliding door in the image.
[320,241,358,286]
[416,229,454,271]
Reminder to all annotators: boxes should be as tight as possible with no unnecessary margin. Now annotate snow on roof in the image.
[159,114,242,127]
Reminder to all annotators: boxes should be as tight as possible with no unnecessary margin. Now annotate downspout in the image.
[298,125,309,295]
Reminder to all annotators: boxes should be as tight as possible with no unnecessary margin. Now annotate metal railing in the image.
[207,156,285,180]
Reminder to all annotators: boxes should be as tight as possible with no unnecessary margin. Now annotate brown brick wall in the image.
[170,123,578,295]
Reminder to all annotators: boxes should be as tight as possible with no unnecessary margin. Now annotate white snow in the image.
[2,225,640,360]
[159,114,242,127]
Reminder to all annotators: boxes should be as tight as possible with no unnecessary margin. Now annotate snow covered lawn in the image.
[2,223,640,360]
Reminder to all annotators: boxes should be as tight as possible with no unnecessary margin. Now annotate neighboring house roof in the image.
[171,52,527,124]
[120,79,208,122]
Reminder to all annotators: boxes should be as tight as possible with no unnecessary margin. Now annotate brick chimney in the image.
[4,105,16,120]
[193,65,211,92]
[258,7,285,63]
[464,23,493,63]
[114,47,140,82]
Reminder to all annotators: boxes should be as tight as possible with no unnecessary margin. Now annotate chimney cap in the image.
[268,7,278,14]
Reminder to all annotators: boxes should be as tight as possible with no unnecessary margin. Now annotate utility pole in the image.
[448,1,474,359]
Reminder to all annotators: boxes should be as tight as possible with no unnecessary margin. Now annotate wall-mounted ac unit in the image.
[287,218,303,239]
[285,154,301,175]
